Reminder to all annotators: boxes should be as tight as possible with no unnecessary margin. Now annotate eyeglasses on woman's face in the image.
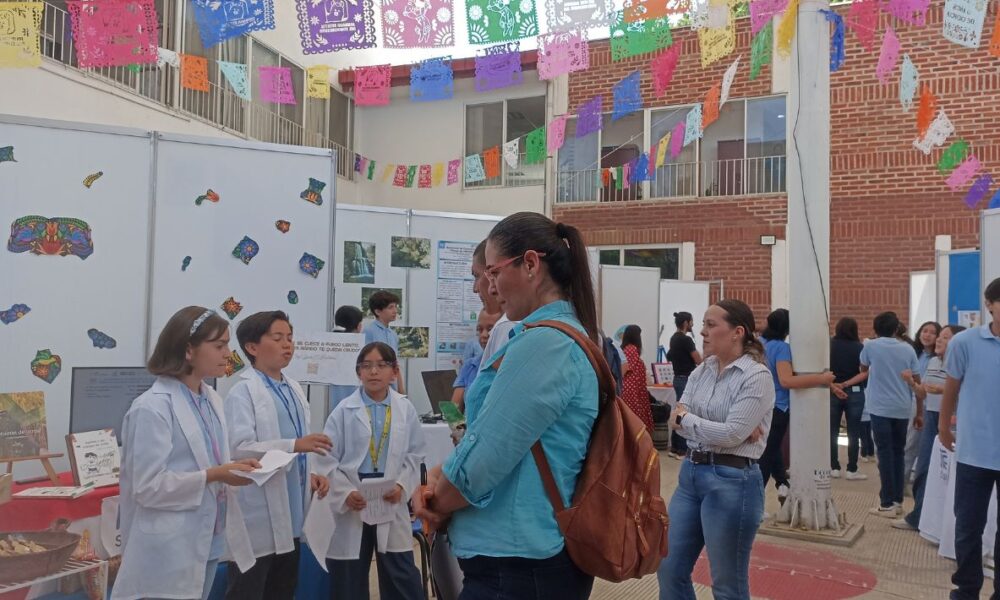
[484,252,546,282]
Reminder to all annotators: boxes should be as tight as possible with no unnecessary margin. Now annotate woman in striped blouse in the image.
[658,299,775,600]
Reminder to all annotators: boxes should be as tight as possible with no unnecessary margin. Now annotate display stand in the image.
[0,558,107,597]
[2,452,63,485]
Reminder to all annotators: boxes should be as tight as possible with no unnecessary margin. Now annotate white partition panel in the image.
[600,266,661,368]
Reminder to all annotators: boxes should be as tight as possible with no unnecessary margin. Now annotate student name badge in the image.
[851,386,861,393]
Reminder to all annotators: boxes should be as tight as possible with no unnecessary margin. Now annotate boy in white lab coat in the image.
[225,311,332,600]
[113,306,258,600]
[319,341,426,600]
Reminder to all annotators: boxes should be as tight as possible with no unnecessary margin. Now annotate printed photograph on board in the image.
[361,287,405,320]
[393,326,430,358]
[344,241,376,284]
[0,391,47,459]
[390,236,431,269]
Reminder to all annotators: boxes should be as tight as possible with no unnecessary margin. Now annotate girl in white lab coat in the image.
[320,342,426,600]
[224,310,331,600]
[112,306,258,600]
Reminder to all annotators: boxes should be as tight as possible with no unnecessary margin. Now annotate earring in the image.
[528,272,534,280]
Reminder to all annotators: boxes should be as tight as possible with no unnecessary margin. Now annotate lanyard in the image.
[365,403,392,472]
[182,385,223,466]
[260,372,307,484]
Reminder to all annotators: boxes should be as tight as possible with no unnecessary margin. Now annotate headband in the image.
[189,309,215,337]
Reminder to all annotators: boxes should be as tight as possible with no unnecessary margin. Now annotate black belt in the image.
[688,450,757,469]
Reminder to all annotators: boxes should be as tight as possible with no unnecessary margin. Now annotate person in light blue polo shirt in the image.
[939,277,1000,600]
[363,290,404,393]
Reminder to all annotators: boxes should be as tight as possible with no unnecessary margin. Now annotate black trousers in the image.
[225,539,300,600]
[326,523,424,600]
[760,407,790,490]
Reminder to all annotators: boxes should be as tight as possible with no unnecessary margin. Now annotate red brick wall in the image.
[556,1,985,331]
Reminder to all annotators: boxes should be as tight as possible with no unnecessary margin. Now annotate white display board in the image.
[983,208,1000,322]
[599,266,661,368]
[0,116,153,478]
[909,271,936,334]
[659,280,710,355]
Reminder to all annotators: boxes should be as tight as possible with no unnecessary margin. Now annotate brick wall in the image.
[556,1,985,331]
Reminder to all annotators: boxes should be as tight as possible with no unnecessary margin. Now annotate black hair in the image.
[334,305,364,332]
[356,342,398,371]
[487,212,599,343]
[674,311,693,330]
[236,311,292,365]
[621,325,643,352]
[369,290,401,315]
[986,277,1000,304]
[834,317,860,342]
[716,299,765,363]
[473,239,487,265]
[873,311,900,338]
[911,321,942,356]
[935,324,967,356]
[148,306,229,377]
[760,308,790,341]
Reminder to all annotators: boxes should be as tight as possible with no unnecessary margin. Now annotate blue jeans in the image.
[830,391,864,472]
[658,460,764,600]
[859,420,875,457]
[951,462,1000,600]
[870,415,909,508]
[905,410,939,527]
[457,549,593,600]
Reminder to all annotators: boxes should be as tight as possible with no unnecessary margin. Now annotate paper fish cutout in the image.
[220,296,244,319]
[0,303,30,325]
[0,147,15,163]
[232,236,259,265]
[275,220,291,233]
[87,328,117,349]
[288,290,299,304]
[300,178,326,205]
[224,350,245,377]
[83,172,104,188]
[195,189,219,205]
[7,215,94,260]
[31,349,62,383]
[182,256,191,271]
[299,253,325,278]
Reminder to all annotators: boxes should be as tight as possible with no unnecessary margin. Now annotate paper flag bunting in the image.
[546,116,567,154]
[684,105,703,146]
[360,158,369,176]
[702,84,721,129]
[447,159,461,185]
[181,54,210,92]
[938,140,970,174]
[382,164,395,182]
[260,66,296,104]
[609,11,673,61]
[537,30,590,81]
[632,154,649,182]
[418,164,433,188]
[990,8,1000,57]
[354,154,363,173]
[406,166,418,187]
[821,9,845,72]
[576,95,603,138]
[750,22,772,80]
[612,71,642,121]
[656,134,670,167]
[946,156,980,191]
[295,0,377,54]
[698,0,735,67]
[382,0,455,48]
[876,26,900,85]
[393,165,408,186]
[720,56,740,107]
[652,46,681,97]
[622,162,632,188]
[916,85,936,137]
[0,3,43,68]
[411,56,454,101]
[625,0,687,23]
[899,55,918,111]
[913,110,954,155]
[965,174,993,209]
[307,66,330,99]
[525,127,546,164]
[219,61,250,100]
[776,0,798,57]
[157,47,179,68]
[464,155,486,183]
[191,0,275,48]
[545,0,613,32]
[483,146,501,178]
[943,0,987,49]
[750,0,787,34]
[465,0,538,44]
[503,140,520,168]
[432,163,445,186]
[67,0,159,68]
[884,0,929,26]
[670,120,686,158]
[474,42,523,92]
[846,0,879,52]
[367,160,377,180]
[690,0,729,29]
[354,64,392,106]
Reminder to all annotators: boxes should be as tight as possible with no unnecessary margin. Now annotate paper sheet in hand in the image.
[233,449,296,486]
[303,493,336,572]
[360,479,400,525]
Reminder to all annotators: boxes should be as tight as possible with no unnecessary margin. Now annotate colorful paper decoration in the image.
[381,164,395,182]
[698,0,735,67]
[447,159,461,184]
[195,189,220,205]
[354,154,363,173]
[432,163,445,185]
[0,146,15,164]
[465,0,538,44]
[355,64,392,105]
[845,0,879,53]
[67,0,159,68]
[821,9,845,72]
[612,71,642,121]
[406,165,418,187]
[190,0,274,48]
[750,21,772,80]
[181,256,191,271]
[576,95,603,138]
[0,2,43,68]
[720,56,740,106]
[31,349,61,384]
[307,65,331,99]
[546,0,612,31]
[702,83,721,128]
[548,116,568,153]
[876,26,900,85]
[503,139,520,168]
[393,165,409,186]
[990,8,1000,57]
[225,350,245,377]
[537,30,589,80]
[474,42,523,91]
[525,127,546,164]
[288,290,299,304]
[900,55,918,111]
[218,61,250,100]
[295,0,377,54]
[942,0,987,48]
[631,154,649,182]
[87,328,117,349]
[652,46,681,97]
[656,134,670,167]
[418,164,433,187]
[482,147,501,178]
[988,188,1000,210]
[411,56,454,101]
[884,0,929,26]
[683,105,703,146]
[464,155,486,183]
[259,66,297,104]
[0,304,30,325]
[965,174,992,208]
[157,47,180,68]
[609,11,672,61]
[366,160,377,179]
[916,84,936,137]
[232,236,260,265]
[181,54,210,92]
[625,0,687,23]
[938,140,970,174]
[689,0,729,29]
[299,252,326,278]
[750,0,787,34]
[669,120,685,158]
[776,0,798,57]
[913,110,954,155]
[946,156,980,191]
[7,215,94,259]
[300,178,326,205]
[381,0,454,47]
[82,172,104,188]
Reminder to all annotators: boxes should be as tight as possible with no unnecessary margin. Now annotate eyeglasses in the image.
[358,360,395,371]
[484,252,546,282]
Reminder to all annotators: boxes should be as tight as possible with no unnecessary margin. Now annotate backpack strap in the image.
[524,320,617,516]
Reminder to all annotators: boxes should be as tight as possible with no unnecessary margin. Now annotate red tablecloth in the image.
[0,472,119,531]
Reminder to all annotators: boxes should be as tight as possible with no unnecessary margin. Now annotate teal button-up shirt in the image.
[442,300,598,559]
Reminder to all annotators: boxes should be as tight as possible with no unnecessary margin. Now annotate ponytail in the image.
[556,222,599,344]
[716,299,765,365]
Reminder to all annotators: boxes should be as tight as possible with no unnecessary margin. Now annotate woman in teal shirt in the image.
[416,212,600,600]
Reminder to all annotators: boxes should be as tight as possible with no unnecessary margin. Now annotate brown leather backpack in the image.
[527,320,669,583]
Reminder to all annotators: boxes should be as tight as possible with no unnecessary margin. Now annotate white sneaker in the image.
[870,505,901,518]
[777,484,790,499]
[891,518,918,531]
[861,456,872,463]
[831,469,841,479]
[845,471,868,481]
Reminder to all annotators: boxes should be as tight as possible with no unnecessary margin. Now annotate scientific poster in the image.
[435,241,480,371]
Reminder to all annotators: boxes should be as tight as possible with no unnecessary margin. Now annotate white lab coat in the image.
[112,377,255,600]
[226,369,314,558]
[316,388,426,559]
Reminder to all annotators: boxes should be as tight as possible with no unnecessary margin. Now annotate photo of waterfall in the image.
[344,241,376,284]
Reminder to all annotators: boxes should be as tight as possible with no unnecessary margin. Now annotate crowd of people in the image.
[108,208,1000,600]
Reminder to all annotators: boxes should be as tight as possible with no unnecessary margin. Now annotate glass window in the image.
[279,59,305,144]
[506,96,545,186]
[557,118,600,203]
[248,42,279,142]
[599,249,621,266]
[700,99,745,196]
[746,96,787,194]
[623,248,679,279]
[650,106,697,198]
[600,111,643,202]
[465,102,504,187]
